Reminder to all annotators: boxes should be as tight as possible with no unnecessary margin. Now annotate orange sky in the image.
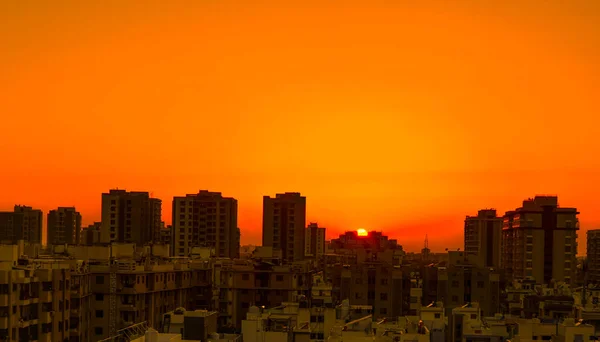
[1,1,599,252]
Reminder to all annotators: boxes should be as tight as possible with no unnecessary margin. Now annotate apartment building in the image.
[160,226,172,247]
[464,209,503,268]
[436,258,502,317]
[0,244,92,342]
[305,223,326,260]
[75,249,212,340]
[81,222,101,245]
[171,190,240,258]
[262,193,306,263]
[47,207,82,245]
[587,229,600,284]
[337,258,404,318]
[215,259,314,328]
[0,205,43,244]
[330,231,402,252]
[502,196,579,285]
[100,189,162,245]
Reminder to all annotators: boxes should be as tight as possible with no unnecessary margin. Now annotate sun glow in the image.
[357,228,368,237]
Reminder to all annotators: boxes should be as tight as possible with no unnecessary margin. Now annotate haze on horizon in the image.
[1,0,599,252]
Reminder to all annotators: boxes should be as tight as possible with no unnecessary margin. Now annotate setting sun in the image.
[357,228,368,237]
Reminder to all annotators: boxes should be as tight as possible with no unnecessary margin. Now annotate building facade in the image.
[81,222,102,245]
[305,223,326,260]
[171,190,239,258]
[215,260,314,328]
[502,196,578,285]
[262,193,306,263]
[464,209,503,268]
[47,207,82,245]
[0,205,43,244]
[587,229,600,284]
[100,190,162,245]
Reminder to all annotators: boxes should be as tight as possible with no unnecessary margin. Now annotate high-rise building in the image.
[262,192,306,263]
[502,196,578,285]
[305,222,326,259]
[587,229,600,284]
[172,190,239,258]
[464,209,503,268]
[82,222,102,245]
[100,189,162,245]
[0,205,43,244]
[47,206,82,245]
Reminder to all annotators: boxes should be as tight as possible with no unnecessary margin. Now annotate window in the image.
[96,276,104,285]
[380,293,388,301]
[380,308,387,315]
[477,281,484,288]
[95,294,104,301]
[451,280,459,288]
[381,279,388,285]
[242,274,249,281]
[434,313,441,319]
[95,327,103,335]
[452,295,459,302]
[276,275,284,282]
[96,310,104,318]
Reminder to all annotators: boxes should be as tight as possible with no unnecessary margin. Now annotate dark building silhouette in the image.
[262,192,306,263]
[502,196,578,285]
[330,230,401,252]
[47,207,82,245]
[0,205,43,244]
[464,209,502,268]
[100,189,162,245]
[172,190,239,258]
[304,222,326,259]
[587,229,600,284]
[81,222,101,245]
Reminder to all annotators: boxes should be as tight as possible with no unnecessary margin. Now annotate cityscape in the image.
[0,191,599,341]
[2,1,599,342]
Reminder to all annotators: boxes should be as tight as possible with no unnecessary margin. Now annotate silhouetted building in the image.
[160,224,172,246]
[305,222,326,259]
[262,192,306,263]
[0,205,43,244]
[438,251,502,317]
[330,231,401,252]
[81,222,101,245]
[47,207,82,245]
[464,209,503,268]
[502,196,578,285]
[587,229,600,284]
[172,190,239,258]
[100,189,162,245]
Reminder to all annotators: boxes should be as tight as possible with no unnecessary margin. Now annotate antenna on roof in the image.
[424,234,429,249]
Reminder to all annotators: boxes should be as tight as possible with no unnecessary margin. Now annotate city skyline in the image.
[2,1,599,252]
[0,190,590,253]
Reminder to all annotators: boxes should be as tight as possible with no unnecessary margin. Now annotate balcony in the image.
[0,315,9,329]
[39,291,52,303]
[120,303,137,311]
[37,333,52,342]
[120,285,137,294]
[0,294,9,306]
[39,312,52,323]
